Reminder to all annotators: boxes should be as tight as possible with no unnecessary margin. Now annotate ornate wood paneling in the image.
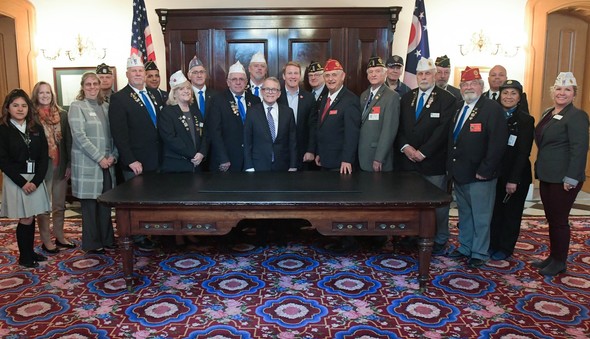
[156,7,402,95]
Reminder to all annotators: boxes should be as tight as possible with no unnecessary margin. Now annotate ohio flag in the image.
[403,0,430,89]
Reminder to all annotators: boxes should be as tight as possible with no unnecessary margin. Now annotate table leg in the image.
[121,235,134,291]
[418,237,433,292]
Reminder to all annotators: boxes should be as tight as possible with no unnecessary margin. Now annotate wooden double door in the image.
[156,7,401,95]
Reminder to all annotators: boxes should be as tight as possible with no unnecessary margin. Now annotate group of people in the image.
[0,51,587,277]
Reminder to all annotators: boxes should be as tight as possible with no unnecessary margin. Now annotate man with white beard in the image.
[446,66,508,268]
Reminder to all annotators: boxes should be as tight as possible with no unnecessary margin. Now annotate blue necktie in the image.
[198,90,206,117]
[254,86,260,97]
[365,92,374,112]
[235,95,246,123]
[139,90,157,127]
[267,106,276,142]
[416,92,425,120]
[453,105,469,142]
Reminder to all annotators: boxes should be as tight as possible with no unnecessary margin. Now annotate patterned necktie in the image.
[235,95,246,123]
[198,90,206,117]
[365,92,374,112]
[453,105,469,142]
[254,86,260,97]
[139,90,157,127]
[267,106,276,141]
[320,97,331,123]
[416,92,425,120]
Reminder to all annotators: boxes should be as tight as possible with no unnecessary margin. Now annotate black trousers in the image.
[489,178,530,255]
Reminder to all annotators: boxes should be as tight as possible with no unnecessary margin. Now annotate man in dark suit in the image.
[315,58,361,174]
[244,77,297,171]
[277,61,317,170]
[109,54,164,250]
[144,61,169,104]
[397,57,457,254]
[307,61,328,103]
[208,61,261,172]
[187,56,217,120]
[434,55,461,99]
[248,52,267,99]
[447,66,508,268]
[483,65,506,100]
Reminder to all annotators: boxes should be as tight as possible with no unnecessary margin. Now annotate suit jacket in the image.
[315,86,361,169]
[277,88,318,168]
[313,85,329,104]
[207,89,261,171]
[155,88,169,104]
[158,104,208,173]
[192,86,219,121]
[499,108,534,185]
[443,84,461,99]
[68,99,117,199]
[397,86,457,175]
[244,103,297,171]
[447,96,508,184]
[535,103,589,184]
[109,85,163,173]
[358,84,400,172]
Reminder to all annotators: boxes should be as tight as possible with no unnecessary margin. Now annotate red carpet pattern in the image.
[0,217,588,338]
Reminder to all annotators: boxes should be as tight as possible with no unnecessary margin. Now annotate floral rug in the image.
[0,217,589,339]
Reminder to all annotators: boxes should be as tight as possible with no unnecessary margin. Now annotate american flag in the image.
[403,0,430,89]
[130,0,155,62]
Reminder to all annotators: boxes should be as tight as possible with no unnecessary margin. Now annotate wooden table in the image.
[98,171,451,291]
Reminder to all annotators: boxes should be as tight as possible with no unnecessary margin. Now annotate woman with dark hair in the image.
[68,72,118,254]
[533,72,589,276]
[31,81,74,252]
[488,80,534,260]
[0,89,50,267]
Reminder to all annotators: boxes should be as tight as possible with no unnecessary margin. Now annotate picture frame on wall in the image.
[53,67,117,109]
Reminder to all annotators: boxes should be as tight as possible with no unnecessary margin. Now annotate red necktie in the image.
[320,97,331,122]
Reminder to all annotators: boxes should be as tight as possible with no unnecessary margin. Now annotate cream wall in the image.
[30,0,527,94]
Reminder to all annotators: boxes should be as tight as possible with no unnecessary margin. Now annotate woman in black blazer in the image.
[533,72,589,276]
[489,80,534,261]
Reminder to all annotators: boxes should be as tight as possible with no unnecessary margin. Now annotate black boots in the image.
[539,259,567,276]
[531,256,553,269]
[16,221,39,268]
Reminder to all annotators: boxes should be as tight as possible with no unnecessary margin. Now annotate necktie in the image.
[312,90,316,100]
[416,92,425,120]
[254,86,260,97]
[492,92,497,100]
[139,90,157,127]
[365,92,374,112]
[198,90,206,117]
[453,105,469,142]
[320,97,331,123]
[267,106,276,142]
[235,95,246,123]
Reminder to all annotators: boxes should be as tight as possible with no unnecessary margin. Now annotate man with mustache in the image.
[447,66,508,268]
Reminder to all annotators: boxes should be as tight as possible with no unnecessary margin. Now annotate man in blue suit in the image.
[244,77,297,171]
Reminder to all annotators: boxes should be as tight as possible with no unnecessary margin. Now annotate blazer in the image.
[109,85,163,173]
[68,99,117,199]
[499,108,534,185]
[277,88,318,168]
[155,88,169,105]
[358,84,400,172]
[397,86,457,175]
[0,122,48,188]
[158,104,208,173]
[447,96,508,184]
[207,89,261,172]
[315,86,361,169]
[535,103,589,185]
[244,103,297,171]
[443,84,461,99]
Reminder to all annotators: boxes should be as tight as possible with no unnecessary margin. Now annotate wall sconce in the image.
[458,30,520,57]
[40,34,107,61]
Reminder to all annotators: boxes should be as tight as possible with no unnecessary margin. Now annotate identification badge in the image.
[371,106,381,114]
[89,112,97,117]
[26,160,35,174]
[470,123,482,132]
[369,113,379,120]
[329,110,338,115]
[430,112,440,118]
[553,114,563,120]
[508,134,517,146]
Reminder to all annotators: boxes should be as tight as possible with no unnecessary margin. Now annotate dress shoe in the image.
[19,260,39,268]
[135,238,156,250]
[531,257,553,269]
[42,244,59,254]
[105,243,118,251]
[86,248,106,255]
[432,242,446,256]
[539,260,566,276]
[468,258,486,268]
[448,250,467,258]
[491,251,510,261]
[32,252,47,262]
[55,239,76,249]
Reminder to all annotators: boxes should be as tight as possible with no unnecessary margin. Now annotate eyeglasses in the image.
[190,70,206,75]
[308,72,323,78]
[229,77,246,83]
[262,88,280,94]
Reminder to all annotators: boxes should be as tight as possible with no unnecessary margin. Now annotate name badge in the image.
[470,123,482,132]
[371,106,381,114]
[369,113,379,120]
[329,110,338,115]
[430,112,440,118]
[508,134,517,146]
[89,112,97,117]
[553,114,563,120]
[26,160,35,174]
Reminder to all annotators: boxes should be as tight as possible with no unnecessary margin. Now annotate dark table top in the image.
[98,171,451,208]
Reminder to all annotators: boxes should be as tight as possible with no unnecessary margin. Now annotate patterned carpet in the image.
[0,217,589,338]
